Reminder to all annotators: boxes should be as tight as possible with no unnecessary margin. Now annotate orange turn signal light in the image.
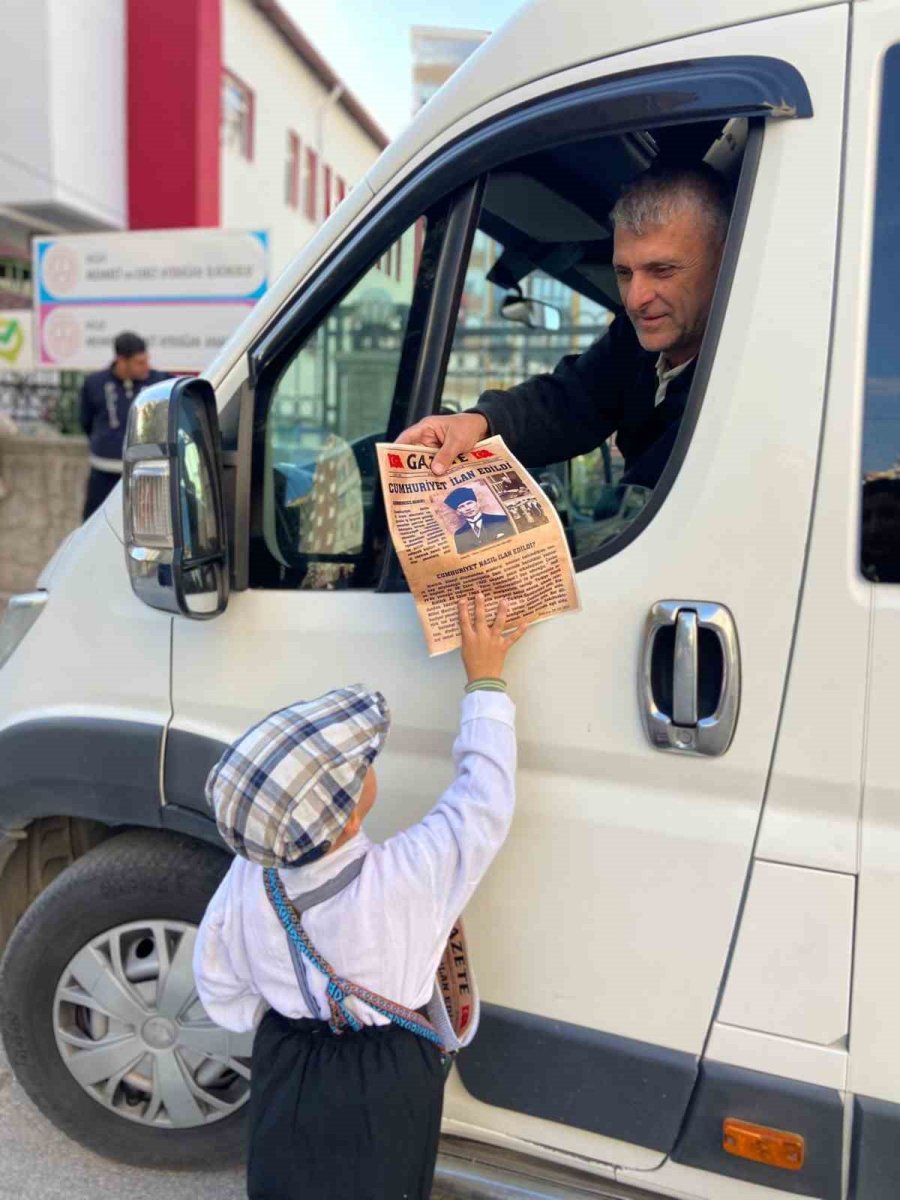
[722,1119,805,1171]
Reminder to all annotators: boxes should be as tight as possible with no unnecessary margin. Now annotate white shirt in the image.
[654,354,693,407]
[193,691,516,1033]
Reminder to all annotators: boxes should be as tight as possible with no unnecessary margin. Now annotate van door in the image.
[167,7,848,1179]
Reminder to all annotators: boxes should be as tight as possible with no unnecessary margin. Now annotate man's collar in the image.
[655,354,695,383]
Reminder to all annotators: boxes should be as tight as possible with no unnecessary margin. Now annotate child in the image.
[193,593,524,1200]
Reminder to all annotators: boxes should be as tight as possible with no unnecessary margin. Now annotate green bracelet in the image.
[465,677,508,694]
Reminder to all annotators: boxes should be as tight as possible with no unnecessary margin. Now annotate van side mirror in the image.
[123,377,229,619]
[500,291,562,333]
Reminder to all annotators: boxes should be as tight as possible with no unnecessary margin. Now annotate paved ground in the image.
[0,1035,248,1200]
[0,1035,461,1199]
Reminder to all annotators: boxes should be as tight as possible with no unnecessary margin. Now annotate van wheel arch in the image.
[0,815,113,953]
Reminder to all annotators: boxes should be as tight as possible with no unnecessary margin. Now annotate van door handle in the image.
[641,601,740,756]
[672,609,698,726]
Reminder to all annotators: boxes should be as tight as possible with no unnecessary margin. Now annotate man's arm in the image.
[399,317,631,474]
[470,329,625,468]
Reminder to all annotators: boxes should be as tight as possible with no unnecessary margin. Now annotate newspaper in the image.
[377,435,580,655]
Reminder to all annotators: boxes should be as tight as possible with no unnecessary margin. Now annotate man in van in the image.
[400,165,732,490]
[79,331,169,520]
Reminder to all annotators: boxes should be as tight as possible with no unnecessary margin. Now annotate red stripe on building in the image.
[127,0,222,228]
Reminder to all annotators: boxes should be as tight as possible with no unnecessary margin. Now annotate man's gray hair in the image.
[610,165,733,245]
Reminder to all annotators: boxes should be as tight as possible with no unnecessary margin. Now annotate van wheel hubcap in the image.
[53,920,253,1129]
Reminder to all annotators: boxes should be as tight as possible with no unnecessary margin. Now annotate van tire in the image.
[0,829,248,1169]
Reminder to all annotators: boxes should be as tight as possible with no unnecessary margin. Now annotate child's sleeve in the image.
[192,858,266,1032]
[387,689,517,932]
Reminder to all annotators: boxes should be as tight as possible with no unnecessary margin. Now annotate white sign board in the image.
[0,311,34,372]
[33,228,268,372]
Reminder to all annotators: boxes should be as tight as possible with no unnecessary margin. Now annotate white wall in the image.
[0,0,125,230]
[0,0,53,207]
[221,0,384,277]
[47,0,126,228]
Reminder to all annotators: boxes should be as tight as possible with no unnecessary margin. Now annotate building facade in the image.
[219,0,387,274]
[0,0,127,308]
[410,25,488,113]
[0,0,389,296]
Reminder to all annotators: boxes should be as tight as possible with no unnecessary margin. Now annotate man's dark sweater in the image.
[470,315,696,489]
[79,364,169,464]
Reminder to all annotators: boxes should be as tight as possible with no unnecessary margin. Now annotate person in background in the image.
[79,331,168,520]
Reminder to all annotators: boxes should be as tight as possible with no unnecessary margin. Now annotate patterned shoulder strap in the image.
[264,867,449,1055]
[275,858,366,1019]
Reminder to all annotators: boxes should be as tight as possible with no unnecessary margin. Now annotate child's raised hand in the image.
[458,592,527,683]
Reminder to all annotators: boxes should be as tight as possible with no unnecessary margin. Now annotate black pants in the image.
[247,1010,445,1200]
[82,468,120,521]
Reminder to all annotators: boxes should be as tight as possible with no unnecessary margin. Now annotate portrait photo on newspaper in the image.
[377,436,580,655]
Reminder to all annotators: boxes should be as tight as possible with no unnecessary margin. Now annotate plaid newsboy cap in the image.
[206,685,390,868]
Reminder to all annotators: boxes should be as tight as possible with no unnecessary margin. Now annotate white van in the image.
[2,2,899,1197]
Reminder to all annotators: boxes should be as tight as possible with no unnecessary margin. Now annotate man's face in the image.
[613,207,724,366]
[455,498,481,521]
[118,352,150,381]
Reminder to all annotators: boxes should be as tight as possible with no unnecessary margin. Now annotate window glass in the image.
[221,71,253,160]
[445,229,624,558]
[303,149,319,222]
[259,220,426,590]
[861,45,900,582]
[285,132,300,208]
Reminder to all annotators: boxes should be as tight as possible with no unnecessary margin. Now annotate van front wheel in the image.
[0,829,252,1168]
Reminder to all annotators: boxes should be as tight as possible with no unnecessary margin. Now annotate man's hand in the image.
[396,412,489,476]
[458,592,526,682]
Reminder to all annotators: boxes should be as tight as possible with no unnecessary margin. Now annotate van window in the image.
[256,219,426,589]
[445,123,746,563]
[860,44,900,583]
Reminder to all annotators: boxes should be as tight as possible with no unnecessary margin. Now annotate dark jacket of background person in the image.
[79,364,169,463]
[470,314,696,489]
